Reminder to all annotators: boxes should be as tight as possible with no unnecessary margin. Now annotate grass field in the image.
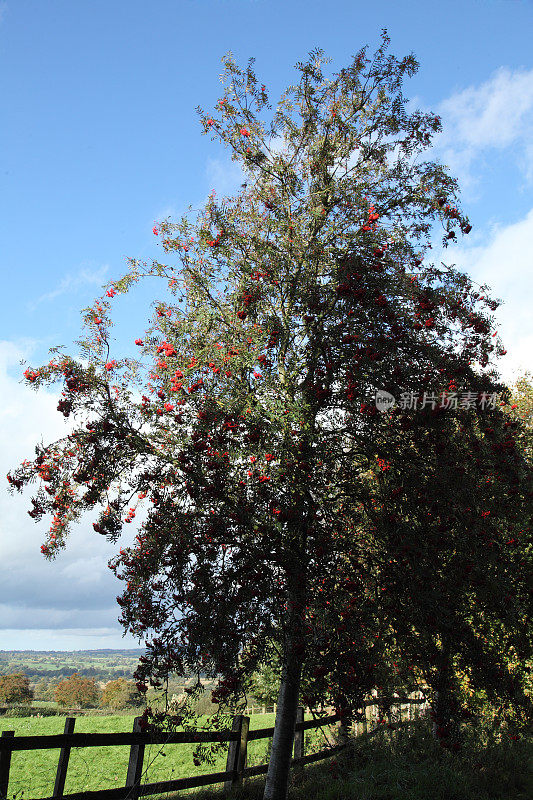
[1,712,330,799]
[186,719,533,800]
[2,712,531,800]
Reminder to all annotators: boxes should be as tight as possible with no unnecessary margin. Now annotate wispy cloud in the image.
[438,67,533,149]
[435,208,533,384]
[27,263,109,311]
[427,66,533,195]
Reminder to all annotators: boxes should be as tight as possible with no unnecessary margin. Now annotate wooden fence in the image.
[243,689,430,720]
[0,693,430,800]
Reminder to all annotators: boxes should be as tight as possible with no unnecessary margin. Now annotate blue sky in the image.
[1,0,532,651]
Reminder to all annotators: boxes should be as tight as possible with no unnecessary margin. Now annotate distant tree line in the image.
[0,669,266,712]
[0,666,133,679]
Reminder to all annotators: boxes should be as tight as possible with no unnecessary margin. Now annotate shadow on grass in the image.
[153,718,532,800]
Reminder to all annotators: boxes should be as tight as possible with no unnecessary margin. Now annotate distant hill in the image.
[0,650,209,686]
[0,649,146,656]
[0,650,149,684]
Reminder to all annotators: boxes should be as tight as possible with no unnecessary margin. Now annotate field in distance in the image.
[0,649,147,682]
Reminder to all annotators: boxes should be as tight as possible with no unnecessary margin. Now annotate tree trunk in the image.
[431,635,460,748]
[262,638,302,800]
[263,488,310,800]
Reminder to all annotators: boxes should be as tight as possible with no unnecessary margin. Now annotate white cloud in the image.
[0,340,70,504]
[0,605,121,630]
[427,66,533,196]
[438,67,533,150]
[27,263,109,311]
[0,340,138,647]
[435,208,533,385]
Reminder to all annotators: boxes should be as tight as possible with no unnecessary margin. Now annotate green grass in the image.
[29,701,58,709]
[2,712,328,799]
[184,719,533,800]
[1,713,531,800]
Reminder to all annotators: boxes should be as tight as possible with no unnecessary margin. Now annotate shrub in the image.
[101,678,144,710]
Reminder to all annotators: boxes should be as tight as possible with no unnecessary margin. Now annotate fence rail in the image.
[0,692,430,800]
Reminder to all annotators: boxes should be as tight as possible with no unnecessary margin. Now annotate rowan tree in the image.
[7,32,525,800]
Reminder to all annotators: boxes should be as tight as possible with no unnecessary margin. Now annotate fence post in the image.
[362,702,368,734]
[53,717,76,798]
[0,731,14,800]
[125,717,145,800]
[224,714,249,793]
[292,706,305,783]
